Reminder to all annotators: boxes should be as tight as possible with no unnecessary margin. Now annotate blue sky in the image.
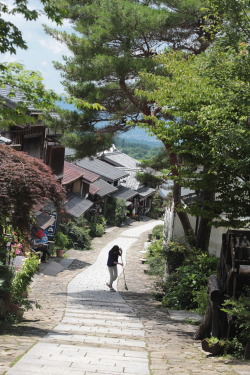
[1,1,72,94]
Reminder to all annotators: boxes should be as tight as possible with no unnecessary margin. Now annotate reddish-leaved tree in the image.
[0,145,65,235]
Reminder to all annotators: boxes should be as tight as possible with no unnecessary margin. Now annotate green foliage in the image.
[0,62,59,128]
[138,46,250,229]
[45,0,209,157]
[162,252,218,310]
[146,239,165,277]
[221,288,250,346]
[140,147,170,171]
[165,241,191,272]
[54,231,69,250]
[106,198,127,227]
[136,172,162,189]
[59,219,91,250]
[204,336,244,359]
[115,138,161,161]
[0,262,14,318]
[152,224,164,240]
[10,254,40,310]
[147,192,165,219]
[89,216,106,237]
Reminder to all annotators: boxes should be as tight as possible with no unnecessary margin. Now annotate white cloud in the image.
[38,38,70,56]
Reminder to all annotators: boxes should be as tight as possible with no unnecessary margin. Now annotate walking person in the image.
[106,245,123,291]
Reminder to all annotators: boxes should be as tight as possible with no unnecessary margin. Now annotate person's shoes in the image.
[110,287,116,292]
[106,282,111,288]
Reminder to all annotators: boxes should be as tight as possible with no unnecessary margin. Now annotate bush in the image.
[152,224,164,240]
[221,287,250,355]
[89,215,106,237]
[59,219,91,250]
[146,239,165,276]
[0,262,14,318]
[106,198,127,226]
[165,241,198,273]
[54,231,69,250]
[162,253,218,310]
[10,254,40,310]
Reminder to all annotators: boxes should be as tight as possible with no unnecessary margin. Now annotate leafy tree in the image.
[0,62,59,128]
[0,0,64,54]
[202,0,250,49]
[0,145,65,256]
[136,47,250,249]
[46,0,215,244]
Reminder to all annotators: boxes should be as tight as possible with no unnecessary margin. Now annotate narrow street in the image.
[0,218,249,374]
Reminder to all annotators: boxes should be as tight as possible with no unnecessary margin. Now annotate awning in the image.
[137,186,155,198]
[35,212,55,230]
[112,185,137,200]
[66,193,93,218]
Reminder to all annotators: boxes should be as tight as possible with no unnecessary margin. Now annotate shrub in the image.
[0,262,14,318]
[152,224,164,240]
[147,192,165,219]
[146,239,165,277]
[59,219,91,250]
[54,231,69,250]
[162,253,218,310]
[221,287,250,354]
[10,254,40,310]
[89,215,106,237]
[106,198,127,226]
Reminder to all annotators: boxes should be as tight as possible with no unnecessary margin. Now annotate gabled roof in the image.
[91,179,118,197]
[66,193,93,218]
[75,157,129,182]
[63,161,99,185]
[111,185,138,200]
[100,150,141,169]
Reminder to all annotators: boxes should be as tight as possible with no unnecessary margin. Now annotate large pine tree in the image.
[46,0,216,248]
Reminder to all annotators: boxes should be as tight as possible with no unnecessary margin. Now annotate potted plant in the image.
[54,231,69,258]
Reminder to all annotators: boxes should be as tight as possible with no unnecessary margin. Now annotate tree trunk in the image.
[196,190,215,252]
[193,304,212,340]
[196,217,212,252]
[166,146,196,246]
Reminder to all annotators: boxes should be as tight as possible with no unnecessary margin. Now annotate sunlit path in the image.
[6,220,162,375]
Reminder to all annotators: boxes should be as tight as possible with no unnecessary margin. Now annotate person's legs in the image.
[107,265,118,288]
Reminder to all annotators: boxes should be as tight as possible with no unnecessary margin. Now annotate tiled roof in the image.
[89,183,100,195]
[120,171,141,191]
[137,186,155,198]
[91,179,118,197]
[100,151,141,169]
[63,161,99,185]
[111,185,138,200]
[66,193,93,218]
[75,157,129,182]
[63,162,83,185]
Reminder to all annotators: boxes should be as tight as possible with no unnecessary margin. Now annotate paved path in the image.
[6,220,161,375]
[2,218,249,375]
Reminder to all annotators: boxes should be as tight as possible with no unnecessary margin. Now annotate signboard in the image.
[46,211,57,236]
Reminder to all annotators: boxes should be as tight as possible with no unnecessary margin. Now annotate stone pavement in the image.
[1,218,249,375]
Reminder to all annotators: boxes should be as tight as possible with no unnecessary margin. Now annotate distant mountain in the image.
[56,100,162,147]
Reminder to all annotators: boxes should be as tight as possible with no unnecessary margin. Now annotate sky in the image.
[1,1,72,94]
